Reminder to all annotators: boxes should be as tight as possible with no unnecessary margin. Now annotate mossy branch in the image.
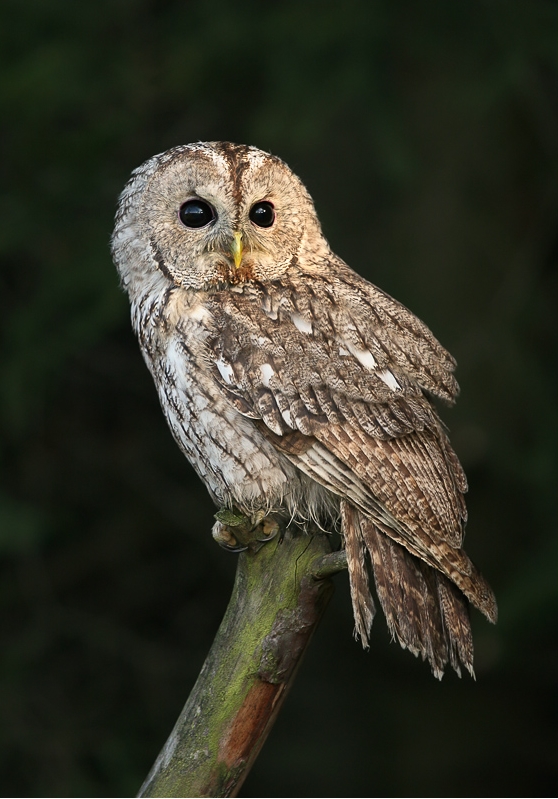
[138,529,346,798]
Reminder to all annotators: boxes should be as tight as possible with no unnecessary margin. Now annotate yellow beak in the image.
[231,231,244,268]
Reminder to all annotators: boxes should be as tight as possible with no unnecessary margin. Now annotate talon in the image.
[212,521,248,552]
[213,507,283,550]
[256,517,280,542]
[221,541,249,553]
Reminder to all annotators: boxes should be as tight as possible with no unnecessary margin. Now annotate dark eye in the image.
[178,199,215,229]
[249,201,275,228]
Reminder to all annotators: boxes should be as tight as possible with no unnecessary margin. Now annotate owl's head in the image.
[111,142,330,294]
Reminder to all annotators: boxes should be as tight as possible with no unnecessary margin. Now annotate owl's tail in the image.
[341,500,483,679]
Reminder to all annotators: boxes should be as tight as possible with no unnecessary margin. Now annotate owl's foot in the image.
[211,519,248,552]
[256,516,280,543]
[212,508,281,552]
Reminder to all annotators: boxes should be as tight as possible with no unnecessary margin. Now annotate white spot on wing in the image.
[346,343,377,370]
[378,369,401,390]
[291,313,313,335]
[339,346,350,356]
[260,363,275,387]
[215,358,234,385]
[281,407,293,427]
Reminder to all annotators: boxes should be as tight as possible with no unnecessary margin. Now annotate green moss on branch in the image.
[138,530,338,798]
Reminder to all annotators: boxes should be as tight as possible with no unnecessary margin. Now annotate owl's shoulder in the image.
[202,260,458,405]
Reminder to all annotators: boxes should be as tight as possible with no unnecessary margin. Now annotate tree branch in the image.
[138,529,341,798]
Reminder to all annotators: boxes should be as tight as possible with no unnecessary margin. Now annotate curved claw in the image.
[218,540,249,553]
[255,517,280,543]
[212,510,282,552]
[212,520,248,552]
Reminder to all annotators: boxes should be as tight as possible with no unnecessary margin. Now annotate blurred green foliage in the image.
[0,0,556,795]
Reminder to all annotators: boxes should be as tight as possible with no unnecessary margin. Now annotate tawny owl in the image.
[111,141,496,678]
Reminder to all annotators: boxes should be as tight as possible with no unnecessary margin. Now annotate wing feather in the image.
[207,276,497,631]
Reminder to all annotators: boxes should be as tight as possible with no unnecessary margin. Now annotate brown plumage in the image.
[111,141,497,678]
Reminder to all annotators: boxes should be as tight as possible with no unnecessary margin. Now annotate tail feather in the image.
[435,571,474,677]
[363,516,450,678]
[340,501,375,645]
[341,501,480,678]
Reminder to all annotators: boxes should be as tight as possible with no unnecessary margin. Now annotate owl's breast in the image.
[142,290,302,514]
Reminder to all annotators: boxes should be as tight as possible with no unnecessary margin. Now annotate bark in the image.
[138,529,343,798]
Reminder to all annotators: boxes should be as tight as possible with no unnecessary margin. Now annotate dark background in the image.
[1,1,557,796]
